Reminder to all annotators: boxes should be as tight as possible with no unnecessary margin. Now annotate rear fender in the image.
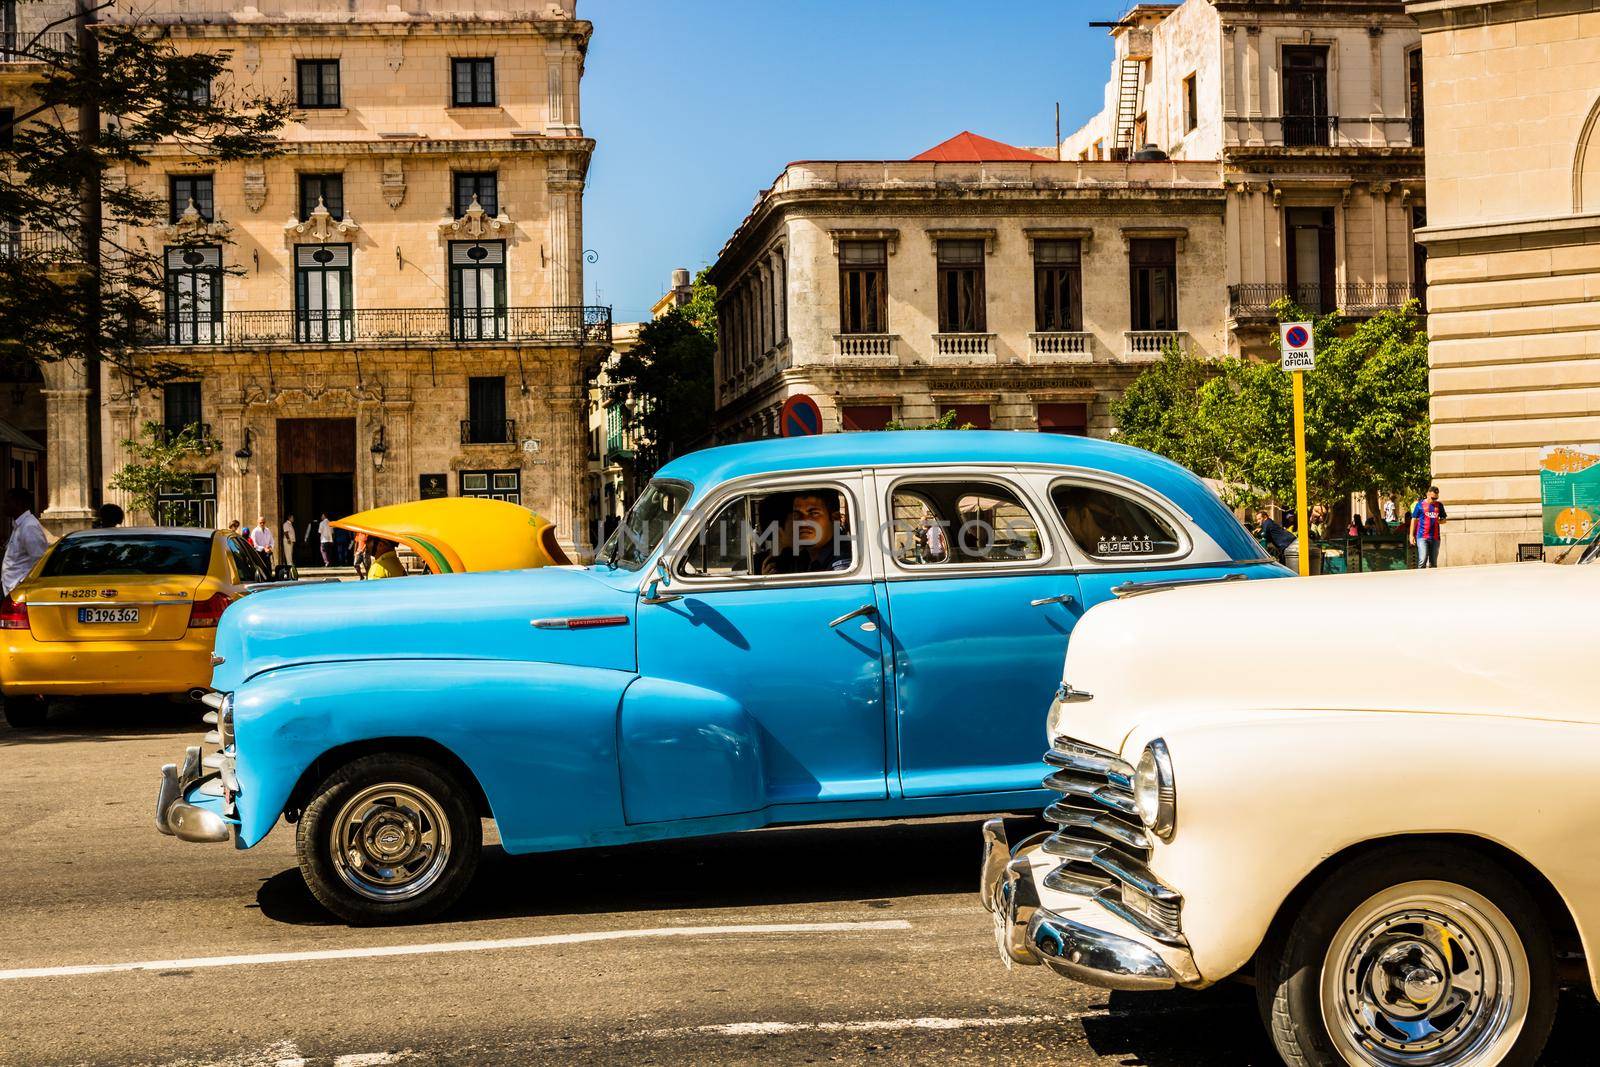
[230,659,633,851]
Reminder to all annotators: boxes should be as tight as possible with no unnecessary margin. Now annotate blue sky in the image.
[581,0,1122,321]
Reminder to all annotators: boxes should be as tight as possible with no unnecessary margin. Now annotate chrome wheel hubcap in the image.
[329,783,452,902]
[1321,882,1527,1067]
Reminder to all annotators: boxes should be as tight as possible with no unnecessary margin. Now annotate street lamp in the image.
[233,428,253,476]
[370,426,387,472]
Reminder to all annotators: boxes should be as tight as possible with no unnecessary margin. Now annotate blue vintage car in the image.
[155,430,1287,922]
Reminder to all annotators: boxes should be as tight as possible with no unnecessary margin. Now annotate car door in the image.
[876,467,1082,798]
[629,473,889,822]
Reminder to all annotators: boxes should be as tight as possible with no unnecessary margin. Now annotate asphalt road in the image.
[3,699,1597,1067]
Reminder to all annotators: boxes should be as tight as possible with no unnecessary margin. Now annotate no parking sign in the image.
[780,394,823,437]
[1279,322,1316,371]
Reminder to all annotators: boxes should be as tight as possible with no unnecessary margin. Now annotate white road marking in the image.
[331,1055,408,1066]
[652,1014,1060,1037]
[0,920,913,982]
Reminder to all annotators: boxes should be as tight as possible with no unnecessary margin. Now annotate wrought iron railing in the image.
[158,422,217,449]
[1282,113,1338,147]
[460,418,516,445]
[0,228,79,260]
[1410,114,1424,148]
[0,32,72,63]
[1229,283,1418,318]
[144,305,612,347]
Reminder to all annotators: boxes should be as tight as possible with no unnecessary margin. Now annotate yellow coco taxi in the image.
[0,527,267,728]
[331,496,571,573]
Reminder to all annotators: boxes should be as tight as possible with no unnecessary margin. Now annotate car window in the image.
[1051,483,1182,560]
[40,534,212,577]
[890,479,1043,566]
[601,479,691,571]
[679,485,856,579]
[225,536,271,582]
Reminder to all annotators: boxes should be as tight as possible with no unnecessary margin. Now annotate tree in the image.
[108,420,211,523]
[1111,302,1431,512]
[606,270,716,477]
[0,6,291,491]
[884,409,973,431]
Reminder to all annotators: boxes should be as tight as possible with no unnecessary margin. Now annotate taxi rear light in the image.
[0,596,28,630]
[187,592,233,629]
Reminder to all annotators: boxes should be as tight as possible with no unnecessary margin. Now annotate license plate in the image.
[78,607,139,624]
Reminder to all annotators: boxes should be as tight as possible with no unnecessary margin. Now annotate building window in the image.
[1412,205,1428,310]
[838,239,887,334]
[453,172,498,218]
[298,173,343,220]
[1033,239,1082,332]
[0,107,13,150]
[157,475,217,529]
[181,78,211,106]
[466,376,509,444]
[449,241,507,340]
[1129,238,1178,331]
[940,403,991,430]
[1286,207,1336,313]
[1093,139,1104,160]
[1282,46,1330,147]
[1183,73,1198,134]
[936,239,987,333]
[460,469,520,504]
[1037,402,1088,436]
[1408,48,1424,147]
[162,381,202,440]
[451,58,496,107]
[163,245,222,344]
[293,243,352,342]
[841,404,893,432]
[169,174,213,222]
[296,59,341,109]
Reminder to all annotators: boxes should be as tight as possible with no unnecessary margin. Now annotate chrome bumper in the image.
[980,817,1199,991]
[155,745,232,844]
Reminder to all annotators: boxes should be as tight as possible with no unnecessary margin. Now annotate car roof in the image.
[60,526,220,539]
[656,431,1191,491]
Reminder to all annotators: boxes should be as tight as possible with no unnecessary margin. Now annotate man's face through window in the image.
[789,493,837,553]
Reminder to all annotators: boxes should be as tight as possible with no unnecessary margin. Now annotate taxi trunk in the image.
[26,575,209,642]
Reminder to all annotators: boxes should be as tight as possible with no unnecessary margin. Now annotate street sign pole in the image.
[1291,369,1311,577]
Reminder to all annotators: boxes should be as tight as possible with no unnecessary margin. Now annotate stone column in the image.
[38,358,95,534]
[548,164,584,308]
[549,357,592,561]
[1371,182,1390,287]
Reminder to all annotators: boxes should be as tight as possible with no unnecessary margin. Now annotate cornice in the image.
[1405,0,1592,32]
[101,18,595,43]
[139,136,595,160]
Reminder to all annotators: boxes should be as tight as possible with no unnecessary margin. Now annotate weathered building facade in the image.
[709,145,1228,440]
[1407,0,1600,564]
[17,0,607,555]
[1062,0,1426,358]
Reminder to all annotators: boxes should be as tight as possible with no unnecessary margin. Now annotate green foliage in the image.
[1111,302,1432,512]
[108,421,211,523]
[884,409,972,431]
[0,20,291,380]
[606,273,718,476]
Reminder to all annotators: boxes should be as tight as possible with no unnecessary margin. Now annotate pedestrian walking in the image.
[2,488,48,596]
[1409,485,1447,568]
[248,515,275,565]
[1256,509,1296,562]
[1382,496,1398,527]
[281,513,297,566]
[227,519,241,535]
[317,512,335,567]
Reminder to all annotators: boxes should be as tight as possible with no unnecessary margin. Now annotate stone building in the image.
[708,134,1228,440]
[1061,0,1426,358]
[13,0,608,556]
[1406,0,1600,564]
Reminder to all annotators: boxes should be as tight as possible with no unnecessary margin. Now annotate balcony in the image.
[1123,331,1184,360]
[0,32,72,67]
[930,332,996,360]
[1283,114,1337,147]
[1229,283,1417,322]
[833,333,898,361]
[0,227,79,261]
[460,419,516,445]
[145,305,612,349]
[158,422,218,450]
[1029,331,1093,362]
[1411,114,1424,148]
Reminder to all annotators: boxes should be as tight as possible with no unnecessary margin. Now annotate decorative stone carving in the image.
[385,39,405,71]
[241,42,260,74]
[381,159,406,209]
[284,197,360,243]
[242,164,267,213]
[162,199,231,240]
[438,195,511,239]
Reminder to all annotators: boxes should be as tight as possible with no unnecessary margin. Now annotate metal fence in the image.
[1229,283,1418,318]
[149,305,612,347]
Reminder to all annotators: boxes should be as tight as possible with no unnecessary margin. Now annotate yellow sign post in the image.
[1279,322,1316,576]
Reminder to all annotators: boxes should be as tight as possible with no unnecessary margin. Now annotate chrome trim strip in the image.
[1043,772,1139,817]
[1055,683,1093,703]
[530,615,630,630]
[1043,806,1152,852]
[1043,747,1133,784]
[1026,908,1184,990]
[1090,850,1182,904]
[1095,889,1185,946]
[1110,572,1248,599]
[24,600,176,607]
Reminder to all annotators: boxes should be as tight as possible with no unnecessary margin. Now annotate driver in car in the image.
[760,490,852,574]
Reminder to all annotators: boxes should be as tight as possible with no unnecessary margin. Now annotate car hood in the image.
[210,567,637,689]
[1055,563,1600,750]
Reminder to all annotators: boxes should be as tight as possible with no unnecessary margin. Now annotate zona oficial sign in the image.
[780,394,823,437]
[1279,321,1315,371]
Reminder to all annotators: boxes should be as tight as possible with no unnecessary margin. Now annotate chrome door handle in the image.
[828,604,877,628]
[1029,592,1075,607]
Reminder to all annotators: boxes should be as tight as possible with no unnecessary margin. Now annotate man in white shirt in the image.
[318,512,335,567]
[281,513,297,567]
[248,515,275,565]
[3,488,49,596]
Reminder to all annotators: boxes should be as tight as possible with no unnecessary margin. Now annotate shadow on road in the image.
[0,696,205,746]
[256,815,993,926]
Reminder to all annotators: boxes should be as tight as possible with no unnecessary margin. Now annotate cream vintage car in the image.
[981,563,1599,1067]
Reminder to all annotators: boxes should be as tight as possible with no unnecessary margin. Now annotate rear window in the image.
[40,534,213,577]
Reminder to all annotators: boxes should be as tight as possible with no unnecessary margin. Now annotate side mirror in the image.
[642,559,681,605]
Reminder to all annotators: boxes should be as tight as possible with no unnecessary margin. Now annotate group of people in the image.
[221,513,404,579]
[1254,486,1448,570]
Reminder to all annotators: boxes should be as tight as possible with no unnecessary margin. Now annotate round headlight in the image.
[1133,738,1176,839]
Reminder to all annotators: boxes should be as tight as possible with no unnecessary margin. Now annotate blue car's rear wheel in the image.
[296,753,481,924]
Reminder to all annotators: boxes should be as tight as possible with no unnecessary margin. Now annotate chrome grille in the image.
[1042,734,1183,942]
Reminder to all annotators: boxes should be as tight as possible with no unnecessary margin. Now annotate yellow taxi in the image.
[0,526,267,727]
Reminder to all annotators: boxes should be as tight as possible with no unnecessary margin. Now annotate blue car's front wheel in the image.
[295,753,482,925]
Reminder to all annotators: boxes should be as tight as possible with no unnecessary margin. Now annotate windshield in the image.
[41,533,213,577]
[599,479,692,571]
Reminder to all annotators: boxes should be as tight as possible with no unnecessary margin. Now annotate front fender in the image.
[1122,711,1600,993]
[231,659,635,852]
